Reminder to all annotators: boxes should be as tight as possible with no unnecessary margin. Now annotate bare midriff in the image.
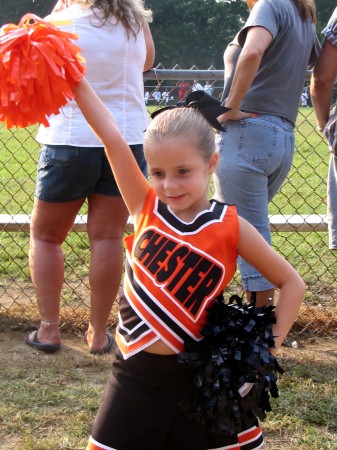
[143,339,176,355]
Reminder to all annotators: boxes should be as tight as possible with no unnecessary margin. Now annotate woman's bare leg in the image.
[28,198,84,346]
[85,194,129,353]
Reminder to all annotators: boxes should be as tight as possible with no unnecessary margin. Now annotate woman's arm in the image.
[143,21,155,72]
[74,79,150,222]
[217,26,272,123]
[310,40,337,129]
[237,218,306,353]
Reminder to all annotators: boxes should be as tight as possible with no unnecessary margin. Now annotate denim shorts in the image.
[213,114,295,291]
[35,144,147,202]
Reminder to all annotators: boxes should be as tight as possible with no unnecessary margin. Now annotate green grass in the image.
[0,107,328,214]
[269,108,328,215]
[0,333,335,449]
[0,344,105,450]
[0,125,40,215]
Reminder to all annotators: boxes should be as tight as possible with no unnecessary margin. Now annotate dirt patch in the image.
[1,329,336,366]
[2,328,336,359]
[0,329,109,360]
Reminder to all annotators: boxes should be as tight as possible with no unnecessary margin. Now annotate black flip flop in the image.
[25,330,61,353]
[86,331,113,355]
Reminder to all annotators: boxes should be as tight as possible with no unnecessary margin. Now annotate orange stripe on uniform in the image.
[238,425,262,444]
[125,283,184,352]
[115,328,158,357]
[130,296,183,351]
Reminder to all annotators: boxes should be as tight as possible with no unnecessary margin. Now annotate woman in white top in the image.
[25,0,155,354]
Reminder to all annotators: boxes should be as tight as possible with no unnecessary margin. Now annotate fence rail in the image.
[0,66,336,336]
[143,68,313,82]
[0,213,329,233]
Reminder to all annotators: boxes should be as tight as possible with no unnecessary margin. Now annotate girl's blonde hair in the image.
[144,108,216,162]
[76,0,153,37]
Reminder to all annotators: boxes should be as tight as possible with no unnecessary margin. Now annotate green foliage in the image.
[0,0,51,26]
[1,0,335,67]
[315,0,336,38]
[146,0,249,67]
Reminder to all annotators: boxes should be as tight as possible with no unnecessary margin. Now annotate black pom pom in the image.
[178,294,284,435]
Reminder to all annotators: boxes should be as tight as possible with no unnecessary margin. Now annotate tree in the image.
[0,0,335,66]
[145,0,335,68]
[0,0,51,26]
[146,0,248,68]
[315,0,336,39]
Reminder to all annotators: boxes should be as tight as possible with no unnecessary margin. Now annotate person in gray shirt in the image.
[214,0,319,306]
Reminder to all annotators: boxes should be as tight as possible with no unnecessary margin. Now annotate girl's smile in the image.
[145,138,218,221]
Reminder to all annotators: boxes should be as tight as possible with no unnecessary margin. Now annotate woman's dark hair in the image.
[291,0,317,23]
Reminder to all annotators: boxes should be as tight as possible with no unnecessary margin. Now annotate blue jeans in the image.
[35,144,147,202]
[328,154,337,250]
[213,114,295,291]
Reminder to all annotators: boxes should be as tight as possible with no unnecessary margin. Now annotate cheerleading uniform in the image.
[117,188,239,358]
[87,189,264,450]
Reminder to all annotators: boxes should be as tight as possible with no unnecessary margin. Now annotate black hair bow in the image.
[150,90,230,131]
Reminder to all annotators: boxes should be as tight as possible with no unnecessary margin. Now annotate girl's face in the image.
[146,138,218,222]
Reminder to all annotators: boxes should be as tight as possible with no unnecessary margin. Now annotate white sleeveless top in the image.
[36,5,149,146]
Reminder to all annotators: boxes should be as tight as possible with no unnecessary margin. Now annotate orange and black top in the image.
[116,188,239,359]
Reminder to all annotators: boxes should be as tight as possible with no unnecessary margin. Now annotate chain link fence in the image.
[0,66,336,336]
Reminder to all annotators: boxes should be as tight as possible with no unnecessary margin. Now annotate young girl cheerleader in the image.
[72,79,306,450]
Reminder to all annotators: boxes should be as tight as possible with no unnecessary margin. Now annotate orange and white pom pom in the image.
[0,13,86,128]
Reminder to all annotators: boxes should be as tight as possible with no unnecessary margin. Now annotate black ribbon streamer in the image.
[178,294,284,435]
[150,90,230,131]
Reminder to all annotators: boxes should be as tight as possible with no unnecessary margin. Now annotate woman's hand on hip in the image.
[217,109,258,124]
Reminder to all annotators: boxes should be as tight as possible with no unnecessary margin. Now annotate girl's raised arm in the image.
[74,78,150,222]
[237,217,306,353]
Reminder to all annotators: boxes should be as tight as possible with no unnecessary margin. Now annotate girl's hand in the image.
[237,217,306,352]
